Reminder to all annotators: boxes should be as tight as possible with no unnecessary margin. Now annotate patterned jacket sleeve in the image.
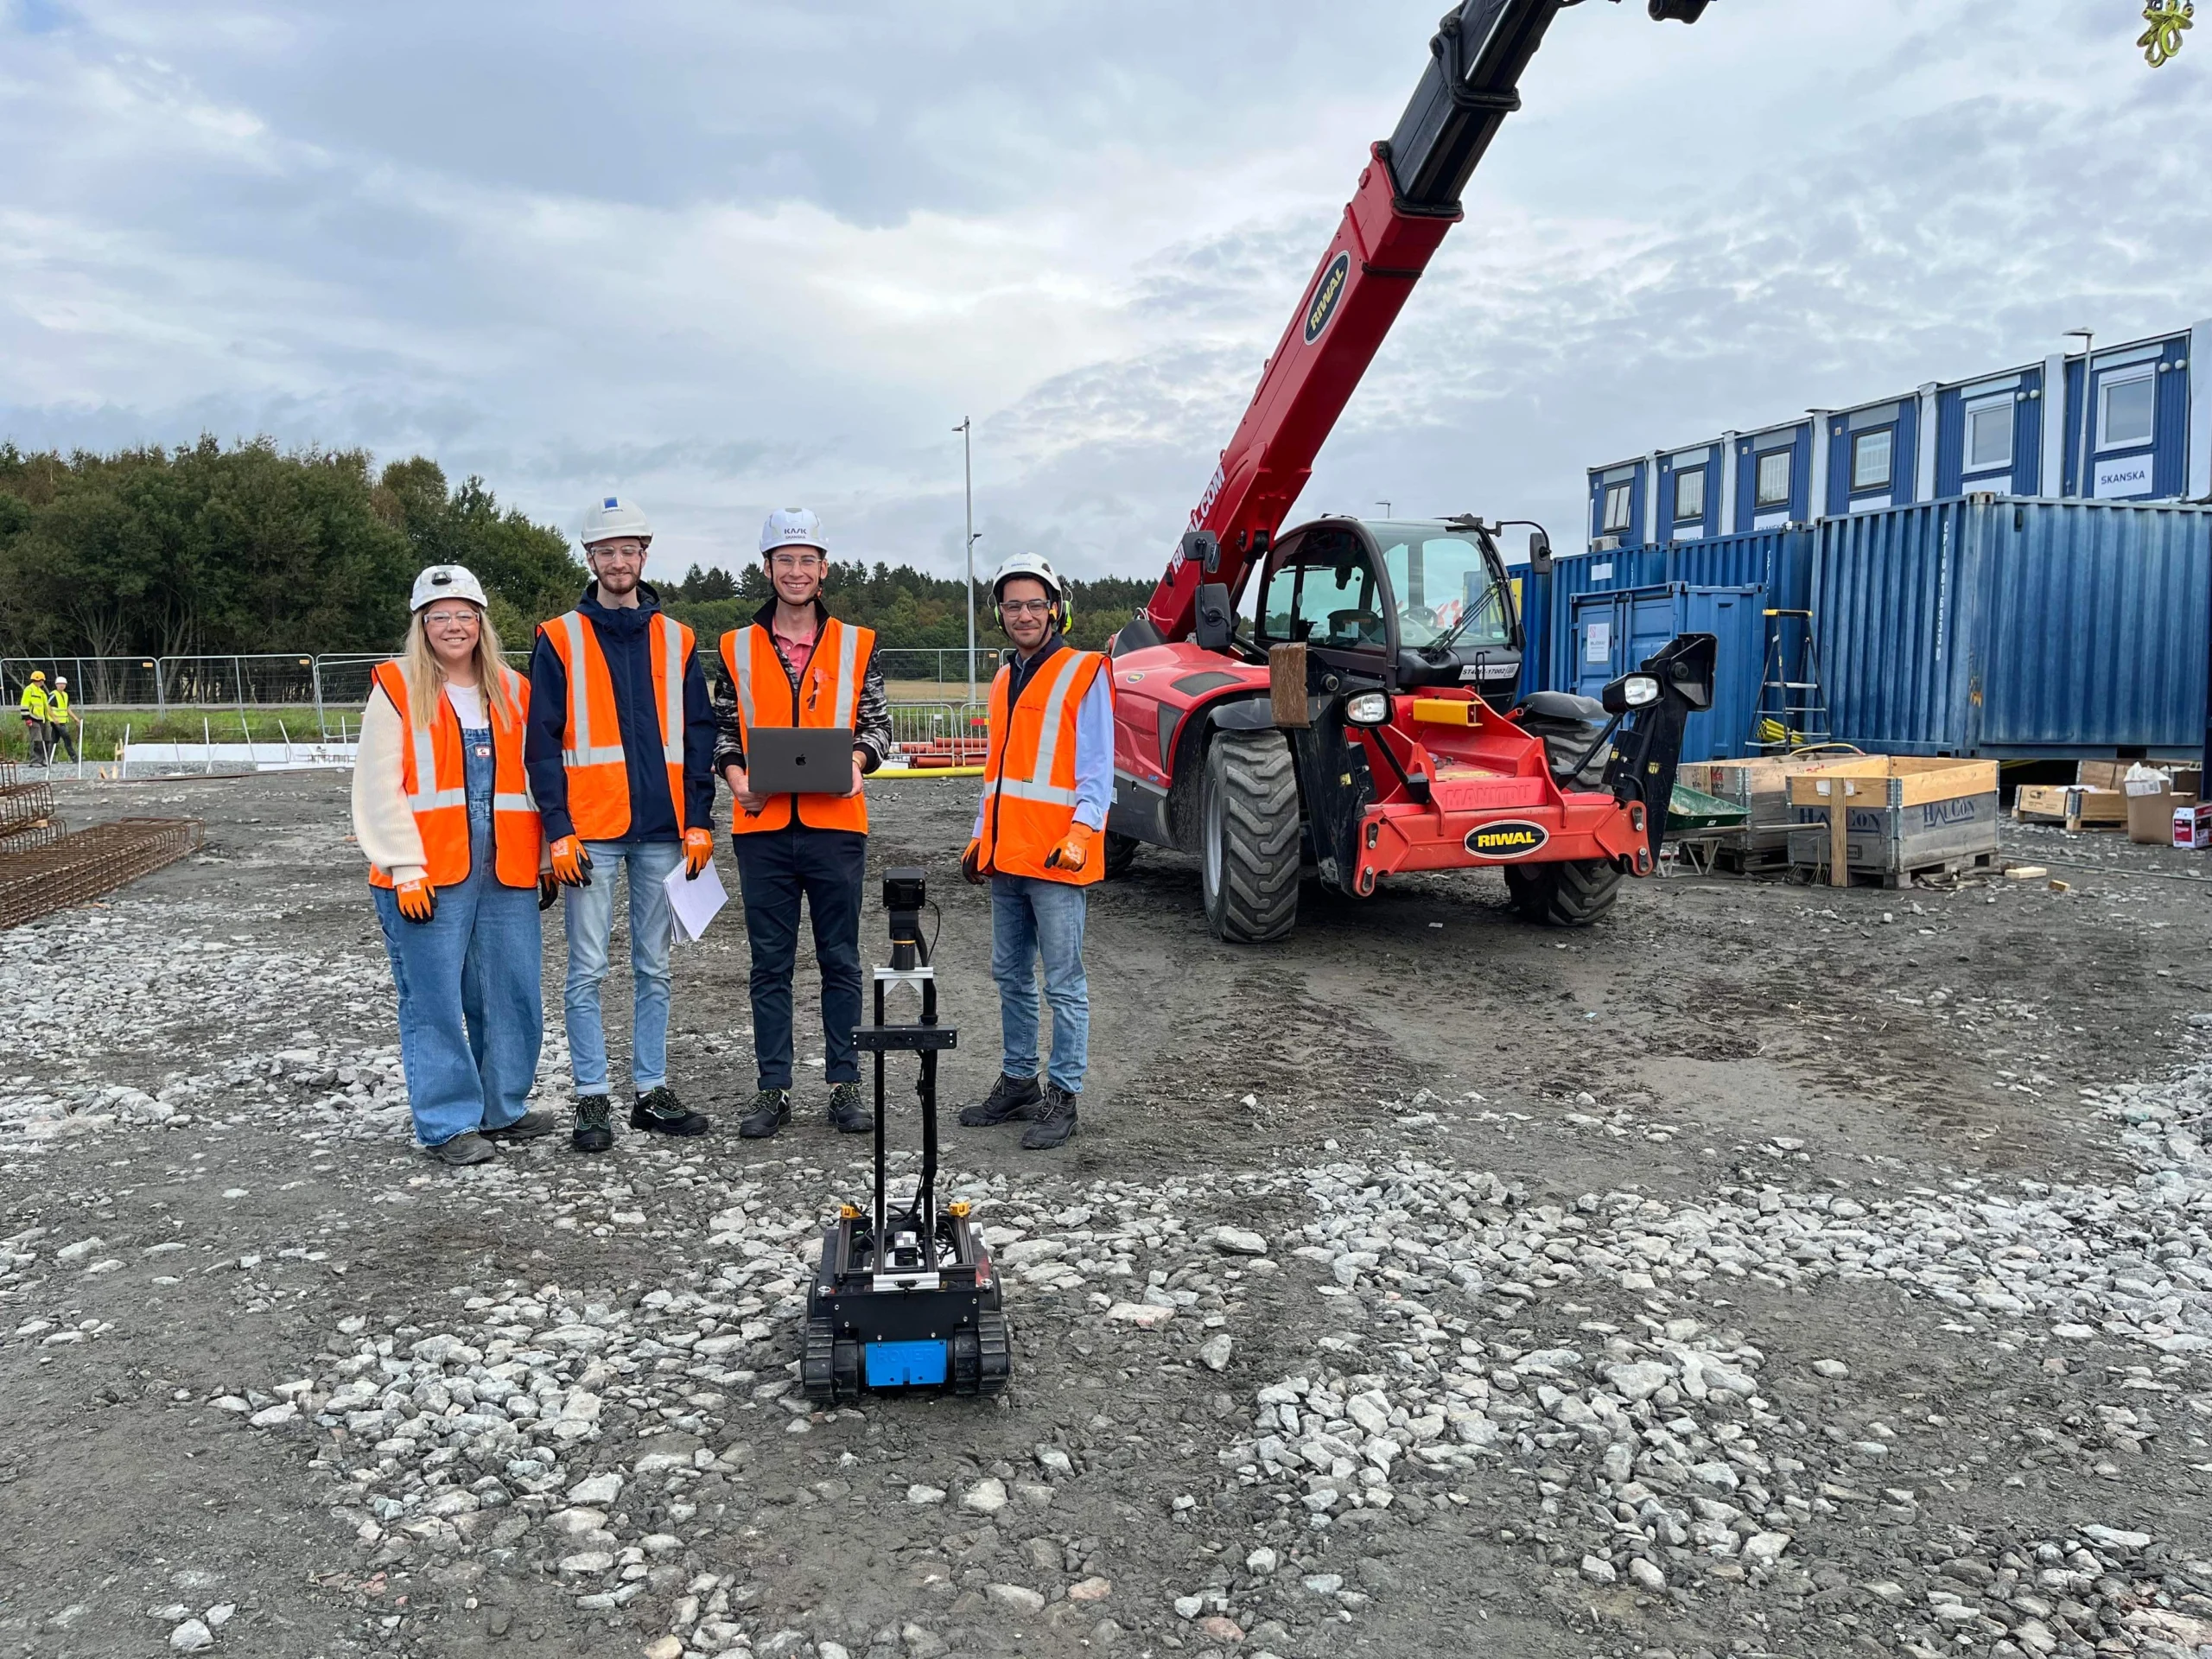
[710,672,747,775]
[854,650,892,772]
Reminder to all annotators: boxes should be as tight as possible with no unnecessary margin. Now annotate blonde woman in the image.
[352,566,555,1165]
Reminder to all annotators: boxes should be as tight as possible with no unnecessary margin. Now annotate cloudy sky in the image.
[3,0,2204,582]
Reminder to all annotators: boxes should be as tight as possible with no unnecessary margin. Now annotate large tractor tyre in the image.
[1503,858,1624,928]
[1103,831,1141,880]
[1199,730,1301,944]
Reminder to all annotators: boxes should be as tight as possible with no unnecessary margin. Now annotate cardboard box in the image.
[2131,789,2196,844]
[2073,788,2129,827]
[2178,803,2212,850]
[2078,760,2133,790]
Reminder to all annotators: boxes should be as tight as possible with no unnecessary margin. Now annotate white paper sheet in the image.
[664,856,728,943]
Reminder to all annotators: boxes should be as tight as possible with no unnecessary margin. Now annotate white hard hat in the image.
[990,551,1066,602]
[582,493,652,547]
[760,507,827,556]
[53,677,66,688]
[410,564,489,612]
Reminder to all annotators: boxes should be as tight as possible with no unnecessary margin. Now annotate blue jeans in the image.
[562,838,683,1096]
[375,729,543,1146]
[731,826,866,1090]
[989,874,1089,1094]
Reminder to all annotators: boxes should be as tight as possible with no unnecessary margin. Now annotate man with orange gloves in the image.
[526,494,719,1154]
[957,553,1113,1150]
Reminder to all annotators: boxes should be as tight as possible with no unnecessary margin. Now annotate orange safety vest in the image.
[539,608,696,841]
[976,645,1109,886]
[720,619,874,835]
[367,660,541,890]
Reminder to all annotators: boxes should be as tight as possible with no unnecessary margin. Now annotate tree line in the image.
[0,439,1158,663]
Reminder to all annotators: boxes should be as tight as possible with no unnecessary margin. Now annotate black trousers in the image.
[730,824,866,1090]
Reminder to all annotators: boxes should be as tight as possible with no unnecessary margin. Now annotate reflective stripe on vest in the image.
[557,611,626,769]
[992,650,1087,806]
[657,613,685,767]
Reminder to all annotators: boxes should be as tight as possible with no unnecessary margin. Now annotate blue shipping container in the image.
[1569,584,1768,762]
[1814,496,2212,759]
[1517,525,1813,697]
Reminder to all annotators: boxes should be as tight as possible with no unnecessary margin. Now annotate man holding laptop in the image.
[715,508,892,1139]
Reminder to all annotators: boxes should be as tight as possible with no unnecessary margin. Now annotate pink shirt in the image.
[771,618,817,683]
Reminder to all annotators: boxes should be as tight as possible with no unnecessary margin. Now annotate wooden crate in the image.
[1675,753,1868,856]
[1786,758,2001,888]
[2015,784,2127,830]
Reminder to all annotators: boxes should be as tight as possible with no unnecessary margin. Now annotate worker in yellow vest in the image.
[526,494,719,1155]
[352,566,553,1165]
[714,508,893,1140]
[46,677,77,763]
[17,671,50,766]
[957,553,1113,1150]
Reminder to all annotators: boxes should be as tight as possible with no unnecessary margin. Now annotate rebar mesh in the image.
[0,818,203,931]
[0,780,55,833]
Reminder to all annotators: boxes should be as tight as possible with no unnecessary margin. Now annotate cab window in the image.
[1258,534,1386,649]
[1371,528,1510,649]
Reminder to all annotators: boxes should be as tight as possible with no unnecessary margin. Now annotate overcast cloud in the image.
[2,0,2205,582]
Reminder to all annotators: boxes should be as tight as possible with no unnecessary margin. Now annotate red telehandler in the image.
[1103,0,1719,943]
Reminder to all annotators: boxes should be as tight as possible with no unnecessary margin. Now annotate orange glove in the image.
[537,873,560,912]
[683,825,715,880]
[394,876,437,924]
[961,837,988,885]
[1045,823,1097,873]
[550,836,594,887]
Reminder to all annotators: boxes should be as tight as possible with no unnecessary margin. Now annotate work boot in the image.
[958,1072,1043,1128]
[826,1081,873,1135]
[429,1130,497,1166]
[632,1084,710,1137]
[1020,1084,1079,1150]
[571,1094,613,1154]
[480,1109,556,1143]
[739,1087,792,1140]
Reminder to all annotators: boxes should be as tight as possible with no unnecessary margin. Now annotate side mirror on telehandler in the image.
[1527,527,1554,575]
[1194,584,1236,653]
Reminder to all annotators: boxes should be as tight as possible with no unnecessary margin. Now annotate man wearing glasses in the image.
[957,553,1112,1151]
[527,495,719,1154]
[714,508,892,1140]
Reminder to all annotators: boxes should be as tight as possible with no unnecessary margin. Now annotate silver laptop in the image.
[746,727,855,794]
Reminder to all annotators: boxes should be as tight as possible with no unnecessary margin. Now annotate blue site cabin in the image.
[1586,319,2212,552]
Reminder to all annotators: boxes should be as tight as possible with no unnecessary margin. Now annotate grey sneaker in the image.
[1020,1084,1079,1150]
[480,1109,555,1143]
[429,1131,497,1166]
[740,1088,792,1139]
[827,1081,873,1135]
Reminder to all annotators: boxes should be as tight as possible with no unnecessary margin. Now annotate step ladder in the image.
[1749,607,1832,753]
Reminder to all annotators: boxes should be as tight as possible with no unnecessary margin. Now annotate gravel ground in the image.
[4,772,2212,1659]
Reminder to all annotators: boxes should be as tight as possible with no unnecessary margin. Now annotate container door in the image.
[1569,590,1630,702]
[1674,586,1766,763]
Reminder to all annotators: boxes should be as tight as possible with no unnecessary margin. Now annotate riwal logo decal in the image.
[1304,251,1351,344]
[1465,820,1549,861]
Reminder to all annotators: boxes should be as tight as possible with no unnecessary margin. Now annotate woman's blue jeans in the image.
[373,726,543,1146]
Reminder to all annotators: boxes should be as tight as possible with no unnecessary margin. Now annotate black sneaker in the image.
[1020,1084,1079,1150]
[480,1109,555,1143]
[632,1084,710,1137]
[739,1087,792,1140]
[958,1072,1043,1128]
[428,1131,497,1166]
[572,1094,613,1154]
[827,1081,873,1135]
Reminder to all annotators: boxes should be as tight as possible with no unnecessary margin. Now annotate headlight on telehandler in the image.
[1344,691,1391,726]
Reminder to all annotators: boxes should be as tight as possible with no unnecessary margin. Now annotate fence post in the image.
[156,658,167,718]
[312,656,327,743]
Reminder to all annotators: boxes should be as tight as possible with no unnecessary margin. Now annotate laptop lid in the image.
[746,726,855,795]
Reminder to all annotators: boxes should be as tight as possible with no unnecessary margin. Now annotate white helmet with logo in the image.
[990,551,1071,632]
[410,564,490,612]
[581,493,652,548]
[759,507,827,556]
